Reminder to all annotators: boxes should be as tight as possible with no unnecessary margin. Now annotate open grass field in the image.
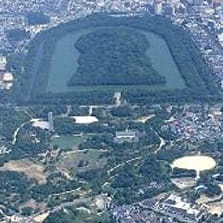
[57,149,107,176]
[51,135,85,149]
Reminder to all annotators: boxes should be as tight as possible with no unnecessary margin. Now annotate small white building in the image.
[3,72,14,89]
[3,72,13,82]
[0,56,6,71]
[154,1,163,15]
[217,33,223,47]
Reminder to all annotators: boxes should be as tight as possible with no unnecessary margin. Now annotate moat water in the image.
[46,27,185,93]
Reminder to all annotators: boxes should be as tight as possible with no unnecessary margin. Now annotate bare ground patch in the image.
[0,159,47,184]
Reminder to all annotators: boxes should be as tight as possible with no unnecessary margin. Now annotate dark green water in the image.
[47,28,185,93]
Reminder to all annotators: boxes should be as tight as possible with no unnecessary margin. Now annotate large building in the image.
[114,129,139,143]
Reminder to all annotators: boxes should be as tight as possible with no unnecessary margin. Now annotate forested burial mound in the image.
[68,27,165,86]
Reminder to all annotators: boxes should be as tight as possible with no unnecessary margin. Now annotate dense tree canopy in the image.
[44,208,114,223]
[6,29,30,42]
[69,27,164,86]
[26,12,50,25]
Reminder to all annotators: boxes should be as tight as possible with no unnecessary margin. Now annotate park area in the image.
[57,149,107,176]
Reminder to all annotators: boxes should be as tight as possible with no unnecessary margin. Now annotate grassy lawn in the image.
[51,135,85,149]
[58,149,107,176]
